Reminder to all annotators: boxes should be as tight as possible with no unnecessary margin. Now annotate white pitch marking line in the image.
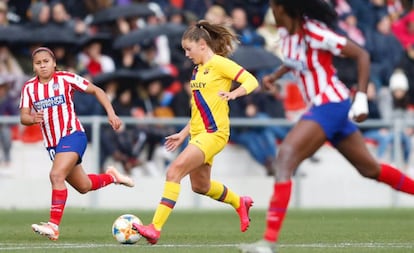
[0,242,414,250]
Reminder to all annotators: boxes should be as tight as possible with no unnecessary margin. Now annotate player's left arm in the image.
[85,82,122,130]
[316,25,370,122]
[218,59,259,101]
[340,39,370,94]
[341,38,370,122]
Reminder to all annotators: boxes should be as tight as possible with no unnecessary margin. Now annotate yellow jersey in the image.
[189,54,258,136]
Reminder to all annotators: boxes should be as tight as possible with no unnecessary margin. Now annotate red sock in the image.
[88,174,114,191]
[50,189,67,225]
[264,180,292,242]
[377,163,414,194]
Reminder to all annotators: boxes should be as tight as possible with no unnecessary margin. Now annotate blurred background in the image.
[1,0,414,210]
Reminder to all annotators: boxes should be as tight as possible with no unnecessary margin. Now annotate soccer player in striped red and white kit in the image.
[239,1,414,252]
[19,47,134,241]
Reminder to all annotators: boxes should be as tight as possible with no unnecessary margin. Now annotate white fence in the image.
[0,116,413,210]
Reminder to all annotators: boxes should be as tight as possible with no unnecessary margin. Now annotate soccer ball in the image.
[112,214,143,244]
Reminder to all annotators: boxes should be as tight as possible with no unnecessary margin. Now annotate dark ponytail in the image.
[271,0,338,26]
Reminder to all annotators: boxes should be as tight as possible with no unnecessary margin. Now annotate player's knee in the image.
[75,185,90,194]
[165,166,183,182]
[357,164,380,179]
[49,171,66,185]
[71,180,92,194]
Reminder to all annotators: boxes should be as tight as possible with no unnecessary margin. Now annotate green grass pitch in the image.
[1,208,414,252]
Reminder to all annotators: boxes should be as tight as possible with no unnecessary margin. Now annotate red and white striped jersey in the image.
[277,18,350,106]
[19,71,89,148]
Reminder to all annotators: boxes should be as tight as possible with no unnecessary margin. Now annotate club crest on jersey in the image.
[204,69,209,75]
[53,83,59,90]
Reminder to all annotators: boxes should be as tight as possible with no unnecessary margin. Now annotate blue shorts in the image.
[46,131,87,164]
[301,99,358,146]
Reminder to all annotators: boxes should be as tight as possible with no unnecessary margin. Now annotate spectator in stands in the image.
[134,79,176,175]
[166,6,187,25]
[50,1,87,35]
[330,0,352,17]
[170,80,191,118]
[77,34,116,77]
[26,1,50,27]
[258,85,291,143]
[169,79,191,152]
[397,43,414,105]
[115,44,140,70]
[117,38,168,71]
[50,45,78,72]
[229,94,278,176]
[337,10,366,46]
[361,82,394,164]
[387,0,405,22]
[364,70,414,170]
[214,0,269,28]
[365,10,404,91]
[392,10,414,49]
[256,8,282,58]
[146,3,171,66]
[374,70,413,170]
[0,76,17,168]
[348,0,388,33]
[204,5,231,26]
[230,7,265,46]
[0,45,27,103]
[179,0,210,20]
[128,39,160,69]
[0,1,8,26]
[83,0,113,15]
[101,87,142,175]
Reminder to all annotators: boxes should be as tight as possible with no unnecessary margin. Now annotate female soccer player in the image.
[133,20,259,244]
[239,1,414,252]
[19,47,134,241]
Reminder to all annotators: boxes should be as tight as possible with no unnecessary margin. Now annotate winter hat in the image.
[389,70,409,91]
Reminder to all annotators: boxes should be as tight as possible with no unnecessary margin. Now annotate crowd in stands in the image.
[0,0,413,175]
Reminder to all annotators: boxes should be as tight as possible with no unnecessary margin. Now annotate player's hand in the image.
[348,91,369,122]
[165,132,185,151]
[32,110,44,124]
[262,74,277,92]
[218,91,237,101]
[108,114,122,130]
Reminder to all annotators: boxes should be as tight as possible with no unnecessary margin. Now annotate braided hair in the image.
[271,0,338,26]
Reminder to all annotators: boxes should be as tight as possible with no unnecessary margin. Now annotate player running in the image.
[133,19,258,244]
[20,47,134,241]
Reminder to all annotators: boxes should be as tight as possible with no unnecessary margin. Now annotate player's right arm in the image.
[262,65,290,91]
[165,123,190,152]
[20,108,43,126]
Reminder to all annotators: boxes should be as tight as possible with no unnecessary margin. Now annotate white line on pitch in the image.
[0,242,414,250]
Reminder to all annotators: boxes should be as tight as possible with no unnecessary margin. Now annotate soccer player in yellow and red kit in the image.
[133,20,259,244]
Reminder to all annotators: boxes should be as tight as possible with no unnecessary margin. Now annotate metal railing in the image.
[1,115,410,171]
[1,115,412,208]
